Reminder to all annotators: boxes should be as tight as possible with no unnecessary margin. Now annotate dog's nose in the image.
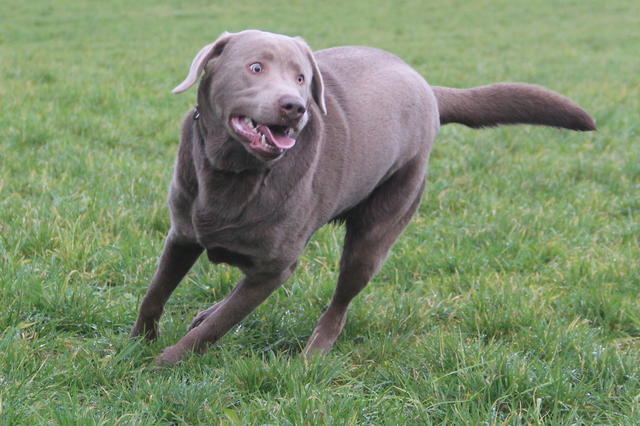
[278,96,306,121]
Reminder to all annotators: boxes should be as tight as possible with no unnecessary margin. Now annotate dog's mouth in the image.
[230,116,296,159]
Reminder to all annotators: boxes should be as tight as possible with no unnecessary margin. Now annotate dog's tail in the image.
[432,83,596,131]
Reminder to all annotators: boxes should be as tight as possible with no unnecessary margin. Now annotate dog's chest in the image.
[205,246,254,268]
[191,200,275,247]
[186,183,303,268]
[172,156,314,269]
[191,212,299,272]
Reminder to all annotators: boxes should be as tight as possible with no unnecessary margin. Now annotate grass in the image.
[1,0,639,423]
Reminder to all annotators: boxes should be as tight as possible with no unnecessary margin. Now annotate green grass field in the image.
[1,0,639,423]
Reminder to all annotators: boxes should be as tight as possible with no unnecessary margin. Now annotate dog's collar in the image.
[193,106,205,147]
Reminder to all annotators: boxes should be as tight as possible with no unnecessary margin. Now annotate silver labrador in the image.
[129,30,596,365]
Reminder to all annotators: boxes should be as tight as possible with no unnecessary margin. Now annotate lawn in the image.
[1,0,639,423]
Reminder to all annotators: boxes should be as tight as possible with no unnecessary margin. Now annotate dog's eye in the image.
[297,74,305,85]
[249,62,264,73]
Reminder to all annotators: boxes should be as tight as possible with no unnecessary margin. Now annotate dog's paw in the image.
[302,311,348,357]
[187,303,221,331]
[154,345,185,367]
[129,319,159,341]
[187,312,206,331]
[302,331,333,358]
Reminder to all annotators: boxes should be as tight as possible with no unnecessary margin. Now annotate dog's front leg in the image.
[154,267,293,365]
[130,235,203,340]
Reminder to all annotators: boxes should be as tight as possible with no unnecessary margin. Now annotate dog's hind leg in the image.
[130,236,203,340]
[303,157,427,356]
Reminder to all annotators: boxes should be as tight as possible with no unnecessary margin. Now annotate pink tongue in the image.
[256,124,296,149]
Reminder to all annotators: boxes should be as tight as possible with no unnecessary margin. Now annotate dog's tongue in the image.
[256,124,296,149]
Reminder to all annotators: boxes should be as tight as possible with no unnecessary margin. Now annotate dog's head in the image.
[173,30,326,163]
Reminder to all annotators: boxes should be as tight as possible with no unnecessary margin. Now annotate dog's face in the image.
[173,30,326,162]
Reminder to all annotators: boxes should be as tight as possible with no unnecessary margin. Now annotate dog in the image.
[129,30,595,365]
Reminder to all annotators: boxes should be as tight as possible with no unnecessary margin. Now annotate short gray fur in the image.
[129,30,596,365]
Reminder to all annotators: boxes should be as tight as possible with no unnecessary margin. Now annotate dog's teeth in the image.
[260,134,266,146]
[246,117,258,130]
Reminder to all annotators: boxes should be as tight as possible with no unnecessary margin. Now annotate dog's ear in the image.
[295,38,327,115]
[172,32,234,94]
